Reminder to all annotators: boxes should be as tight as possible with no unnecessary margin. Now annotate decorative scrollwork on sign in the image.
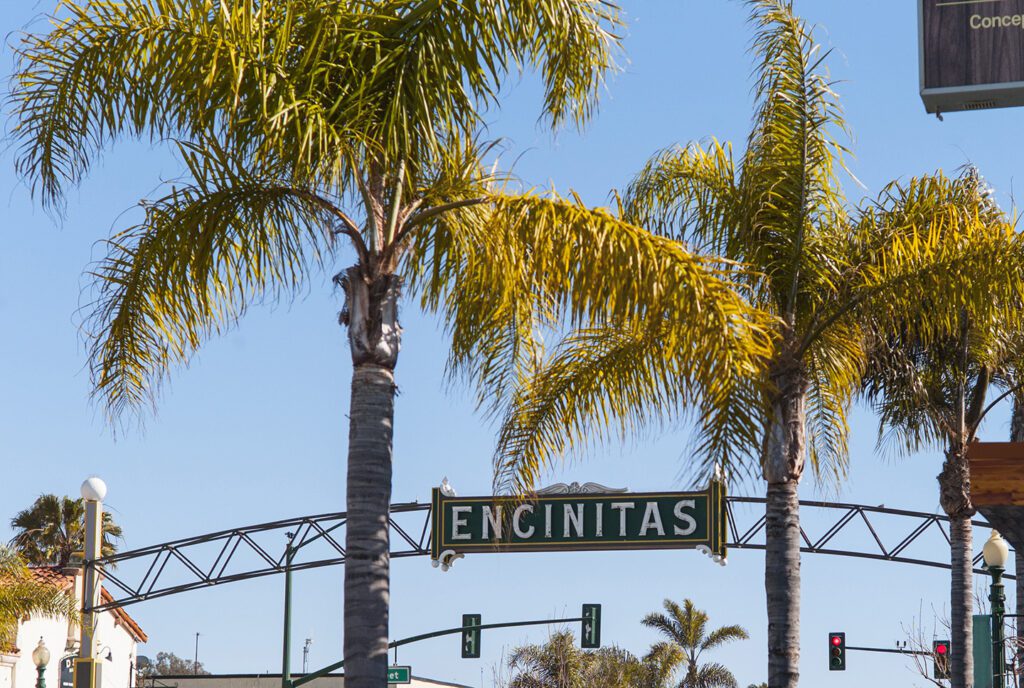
[697,544,727,567]
[535,482,628,495]
[439,477,457,497]
[431,549,464,572]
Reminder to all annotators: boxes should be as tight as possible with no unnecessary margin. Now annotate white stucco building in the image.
[1,568,147,688]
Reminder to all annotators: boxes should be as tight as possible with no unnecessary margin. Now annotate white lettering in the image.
[513,504,535,538]
[564,504,585,538]
[970,13,1024,30]
[673,499,698,536]
[482,506,502,540]
[595,504,603,537]
[544,504,553,537]
[451,506,473,540]
[609,502,636,537]
[639,502,666,537]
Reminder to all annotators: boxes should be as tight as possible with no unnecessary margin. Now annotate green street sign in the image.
[430,482,726,559]
[387,666,411,684]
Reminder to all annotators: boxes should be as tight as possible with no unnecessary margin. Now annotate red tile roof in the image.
[28,568,147,643]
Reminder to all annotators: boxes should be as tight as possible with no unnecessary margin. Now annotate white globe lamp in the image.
[80,477,107,502]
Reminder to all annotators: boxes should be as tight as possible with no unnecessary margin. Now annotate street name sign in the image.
[387,666,411,684]
[920,0,1024,113]
[429,482,726,559]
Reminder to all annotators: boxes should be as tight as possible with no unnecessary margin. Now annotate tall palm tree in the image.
[491,3,1024,686]
[642,599,748,688]
[10,494,123,568]
[861,176,1022,688]
[1012,395,1024,623]
[10,2,771,684]
[0,546,78,650]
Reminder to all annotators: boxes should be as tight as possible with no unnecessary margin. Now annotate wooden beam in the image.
[968,442,1024,506]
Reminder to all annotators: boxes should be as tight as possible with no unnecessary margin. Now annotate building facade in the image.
[0,568,146,688]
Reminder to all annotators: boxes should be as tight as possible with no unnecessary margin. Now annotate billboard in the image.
[920,0,1024,113]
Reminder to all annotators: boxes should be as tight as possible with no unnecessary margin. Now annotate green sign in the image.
[387,666,411,684]
[430,482,726,558]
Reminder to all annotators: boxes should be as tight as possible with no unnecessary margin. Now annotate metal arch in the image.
[725,496,1013,580]
[87,497,1013,612]
[89,502,432,613]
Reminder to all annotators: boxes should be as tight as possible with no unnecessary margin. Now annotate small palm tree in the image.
[642,599,749,688]
[507,630,592,688]
[10,494,123,568]
[0,546,78,650]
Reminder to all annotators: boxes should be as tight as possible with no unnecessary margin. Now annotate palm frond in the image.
[0,546,78,630]
[699,625,750,652]
[10,0,326,208]
[622,140,739,250]
[743,0,849,318]
[409,191,772,491]
[835,171,1024,348]
[84,139,338,422]
[802,321,862,480]
[693,661,739,688]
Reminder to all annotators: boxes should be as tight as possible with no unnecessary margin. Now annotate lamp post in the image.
[984,529,1010,688]
[78,476,107,683]
[281,532,296,688]
[32,638,50,688]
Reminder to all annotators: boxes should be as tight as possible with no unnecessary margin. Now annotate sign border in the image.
[429,482,727,557]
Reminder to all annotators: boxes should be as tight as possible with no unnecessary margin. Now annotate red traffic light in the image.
[831,635,842,646]
[935,642,948,655]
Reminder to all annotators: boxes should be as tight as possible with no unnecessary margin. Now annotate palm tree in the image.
[860,176,1021,688]
[641,599,748,688]
[0,546,78,650]
[10,2,771,684]
[10,494,123,568]
[1012,395,1024,624]
[490,3,1024,687]
[507,630,594,688]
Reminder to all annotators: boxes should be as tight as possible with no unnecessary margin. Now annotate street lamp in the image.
[32,638,50,688]
[79,477,107,502]
[984,529,1010,688]
[78,475,107,687]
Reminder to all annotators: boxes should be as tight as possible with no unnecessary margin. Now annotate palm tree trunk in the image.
[950,517,973,688]
[762,370,806,688]
[342,267,402,688]
[939,445,974,688]
[1011,396,1024,626]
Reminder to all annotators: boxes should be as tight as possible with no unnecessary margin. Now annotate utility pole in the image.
[302,638,312,674]
[194,633,200,675]
[281,533,296,688]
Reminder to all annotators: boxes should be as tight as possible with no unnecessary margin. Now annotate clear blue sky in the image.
[1,2,1020,686]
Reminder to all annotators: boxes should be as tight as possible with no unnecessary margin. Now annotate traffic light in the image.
[828,632,846,671]
[933,640,950,679]
[461,614,481,659]
[581,604,601,649]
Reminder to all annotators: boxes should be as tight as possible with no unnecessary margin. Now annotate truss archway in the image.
[89,497,1012,612]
